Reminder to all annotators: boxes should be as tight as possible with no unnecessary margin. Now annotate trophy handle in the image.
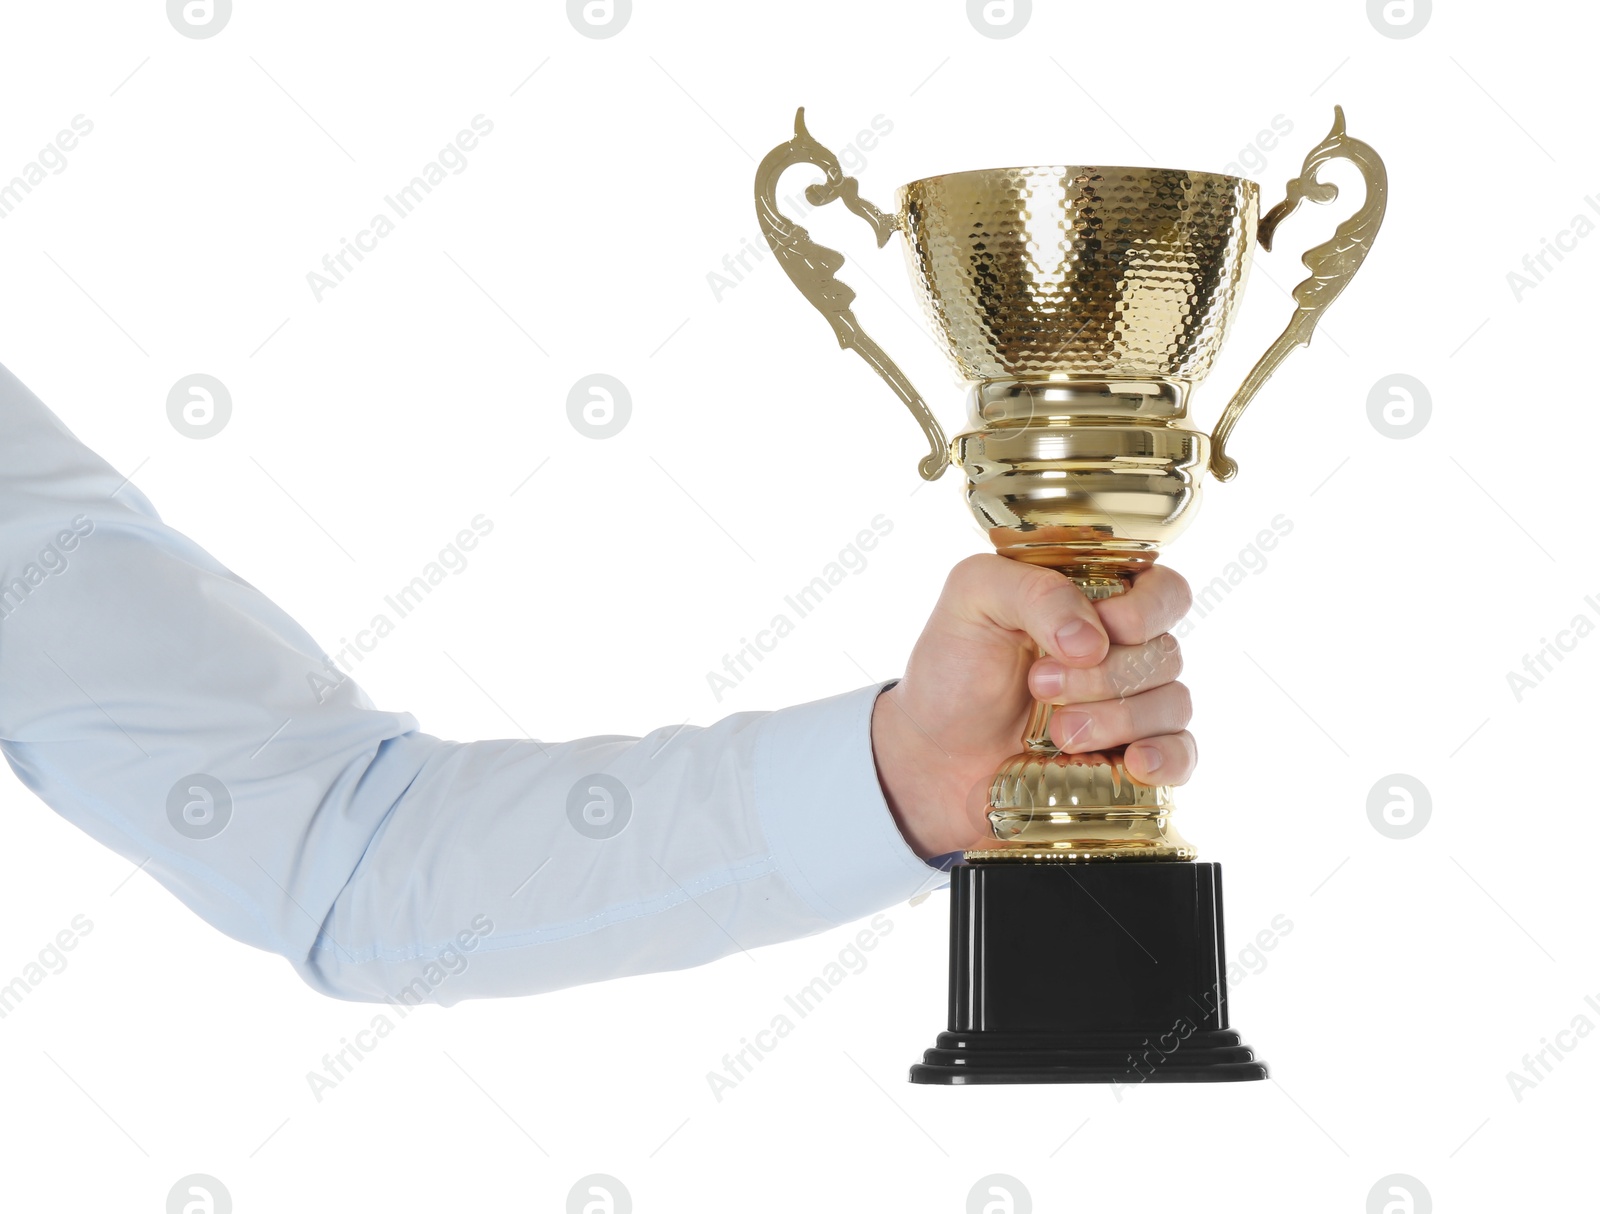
[754,108,950,481]
[1208,106,1388,482]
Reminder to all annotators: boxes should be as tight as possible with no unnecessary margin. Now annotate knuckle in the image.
[1169,571,1194,617]
[1135,565,1192,625]
[1169,680,1194,723]
[1161,637,1184,678]
[947,552,995,590]
[1019,565,1073,616]
[1167,731,1198,779]
[1118,598,1153,640]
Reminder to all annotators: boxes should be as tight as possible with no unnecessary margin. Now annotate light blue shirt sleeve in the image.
[0,364,946,1005]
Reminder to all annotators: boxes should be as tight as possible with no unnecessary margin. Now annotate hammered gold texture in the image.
[897,167,1259,384]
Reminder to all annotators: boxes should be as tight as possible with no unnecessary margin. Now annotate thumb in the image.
[942,554,1109,667]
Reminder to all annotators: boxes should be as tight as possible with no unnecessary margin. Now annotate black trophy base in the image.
[910,861,1267,1085]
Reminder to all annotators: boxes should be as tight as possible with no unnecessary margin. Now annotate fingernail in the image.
[1129,744,1163,774]
[1055,711,1092,748]
[1032,662,1065,698]
[1055,618,1101,661]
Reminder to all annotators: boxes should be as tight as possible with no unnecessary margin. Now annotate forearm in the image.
[0,364,941,1003]
[304,684,935,1003]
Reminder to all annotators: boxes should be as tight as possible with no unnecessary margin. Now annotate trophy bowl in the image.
[896,163,1257,384]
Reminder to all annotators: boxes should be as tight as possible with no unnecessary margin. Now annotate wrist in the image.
[869,682,958,860]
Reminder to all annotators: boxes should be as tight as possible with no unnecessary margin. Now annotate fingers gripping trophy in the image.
[754,107,1386,1084]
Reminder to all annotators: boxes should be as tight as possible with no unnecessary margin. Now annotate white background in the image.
[0,0,1592,1210]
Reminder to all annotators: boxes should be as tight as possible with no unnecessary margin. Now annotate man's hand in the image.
[870,555,1195,860]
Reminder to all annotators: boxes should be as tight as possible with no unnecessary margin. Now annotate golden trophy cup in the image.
[754,107,1385,1084]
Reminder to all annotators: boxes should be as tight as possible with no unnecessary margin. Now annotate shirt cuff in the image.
[751,680,948,926]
